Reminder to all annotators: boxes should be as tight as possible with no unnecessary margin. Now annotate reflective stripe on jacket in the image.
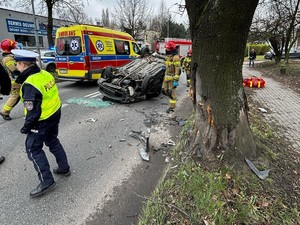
[165,55,181,76]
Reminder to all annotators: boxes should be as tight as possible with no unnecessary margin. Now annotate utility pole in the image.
[31,0,41,68]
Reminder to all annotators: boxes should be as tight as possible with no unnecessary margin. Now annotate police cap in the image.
[11,49,38,62]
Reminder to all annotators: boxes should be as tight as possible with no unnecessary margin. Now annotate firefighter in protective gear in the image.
[13,49,70,197]
[0,63,11,165]
[182,49,192,87]
[0,39,21,120]
[162,41,181,113]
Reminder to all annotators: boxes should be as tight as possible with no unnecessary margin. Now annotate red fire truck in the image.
[153,38,192,57]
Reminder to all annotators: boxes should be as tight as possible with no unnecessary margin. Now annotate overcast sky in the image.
[85,0,188,25]
[0,0,188,25]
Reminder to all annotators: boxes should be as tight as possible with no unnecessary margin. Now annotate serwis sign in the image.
[6,18,58,36]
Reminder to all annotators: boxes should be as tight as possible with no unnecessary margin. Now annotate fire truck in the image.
[153,38,192,57]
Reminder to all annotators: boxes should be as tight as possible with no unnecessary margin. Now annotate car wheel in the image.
[101,66,113,80]
[46,63,56,72]
[142,74,163,99]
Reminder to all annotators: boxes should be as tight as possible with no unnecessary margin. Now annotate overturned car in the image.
[97,57,166,103]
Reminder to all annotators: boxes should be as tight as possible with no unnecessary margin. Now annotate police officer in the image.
[0,39,21,120]
[182,49,192,87]
[0,63,12,164]
[12,49,70,197]
[160,41,181,113]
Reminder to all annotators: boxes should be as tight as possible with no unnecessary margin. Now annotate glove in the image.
[20,126,30,134]
[174,75,180,81]
[173,81,178,88]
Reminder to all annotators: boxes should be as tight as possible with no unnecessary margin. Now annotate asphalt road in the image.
[0,74,193,225]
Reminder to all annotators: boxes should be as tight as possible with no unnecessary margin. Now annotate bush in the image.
[245,44,270,56]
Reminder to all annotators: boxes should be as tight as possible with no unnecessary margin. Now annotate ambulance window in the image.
[114,40,130,55]
[132,42,141,55]
[56,36,82,55]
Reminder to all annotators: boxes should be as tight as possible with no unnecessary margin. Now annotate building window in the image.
[14,35,44,48]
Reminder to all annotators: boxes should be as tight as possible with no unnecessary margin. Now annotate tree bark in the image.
[186,0,259,166]
[46,0,54,48]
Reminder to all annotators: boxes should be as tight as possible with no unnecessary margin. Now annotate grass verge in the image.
[138,103,300,224]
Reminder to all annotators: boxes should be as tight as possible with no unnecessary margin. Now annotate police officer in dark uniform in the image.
[0,63,11,164]
[12,49,70,197]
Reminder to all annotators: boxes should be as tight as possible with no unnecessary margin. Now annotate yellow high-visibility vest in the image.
[20,70,61,120]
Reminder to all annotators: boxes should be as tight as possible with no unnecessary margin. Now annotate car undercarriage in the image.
[98,57,166,103]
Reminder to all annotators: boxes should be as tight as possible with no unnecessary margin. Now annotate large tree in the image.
[186,0,259,165]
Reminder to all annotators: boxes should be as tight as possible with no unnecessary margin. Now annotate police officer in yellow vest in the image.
[0,39,21,120]
[161,41,181,113]
[12,49,70,197]
[182,49,192,87]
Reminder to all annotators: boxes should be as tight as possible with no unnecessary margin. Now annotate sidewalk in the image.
[243,64,300,150]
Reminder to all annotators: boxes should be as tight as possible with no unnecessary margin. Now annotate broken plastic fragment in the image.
[167,140,175,146]
[245,158,271,180]
[86,118,97,122]
[258,107,267,113]
[139,148,149,161]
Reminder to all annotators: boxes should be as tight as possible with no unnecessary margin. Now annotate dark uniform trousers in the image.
[25,111,69,186]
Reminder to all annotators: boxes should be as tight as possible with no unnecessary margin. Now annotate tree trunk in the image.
[46,1,54,48]
[186,0,259,166]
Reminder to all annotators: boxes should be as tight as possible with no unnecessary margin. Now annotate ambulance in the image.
[55,25,141,81]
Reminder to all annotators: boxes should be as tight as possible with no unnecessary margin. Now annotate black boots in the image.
[30,181,56,197]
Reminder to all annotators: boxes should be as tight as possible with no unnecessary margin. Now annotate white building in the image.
[0,7,74,49]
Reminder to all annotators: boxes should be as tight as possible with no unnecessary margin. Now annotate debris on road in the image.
[86,118,97,123]
[139,148,150,161]
[258,107,268,113]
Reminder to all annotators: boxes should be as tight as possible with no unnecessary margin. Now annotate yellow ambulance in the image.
[55,25,141,81]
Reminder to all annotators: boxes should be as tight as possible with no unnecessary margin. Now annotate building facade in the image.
[0,7,74,49]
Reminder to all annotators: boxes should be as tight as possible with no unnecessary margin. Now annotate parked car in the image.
[264,51,274,60]
[98,57,166,103]
[39,50,56,72]
[264,50,300,60]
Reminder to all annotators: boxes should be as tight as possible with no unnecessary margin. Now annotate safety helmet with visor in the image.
[1,39,18,53]
[164,41,176,52]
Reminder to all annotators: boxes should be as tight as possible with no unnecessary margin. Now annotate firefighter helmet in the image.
[164,41,176,52]
[188,49,192,55]
[0,39,18,53]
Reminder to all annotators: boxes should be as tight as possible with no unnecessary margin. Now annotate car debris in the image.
[167,140,176,146]
[98,57,166,103]
[258,107,267,113]
[129,130,151,161]
[86,118,97,122]
[139,148,150,161]
[245,158,271,180]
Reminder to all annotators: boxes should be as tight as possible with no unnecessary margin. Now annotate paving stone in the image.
[243,65,300,152]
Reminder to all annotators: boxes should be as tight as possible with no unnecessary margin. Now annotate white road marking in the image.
[84,92,99,98]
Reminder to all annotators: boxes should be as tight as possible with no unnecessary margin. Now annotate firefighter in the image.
[12,49,70,197]
[182,49,192,87]
[0,63,12,165]
[0,39,21,120]
[153,41,181,113]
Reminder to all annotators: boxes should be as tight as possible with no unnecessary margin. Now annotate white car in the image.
[38,50,56,72]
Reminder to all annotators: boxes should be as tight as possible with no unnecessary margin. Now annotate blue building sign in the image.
[6,18,58,36]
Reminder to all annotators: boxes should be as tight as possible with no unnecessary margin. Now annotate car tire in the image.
[102,66,113,80]
[46,63,56,72]
[142,73,164,99]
